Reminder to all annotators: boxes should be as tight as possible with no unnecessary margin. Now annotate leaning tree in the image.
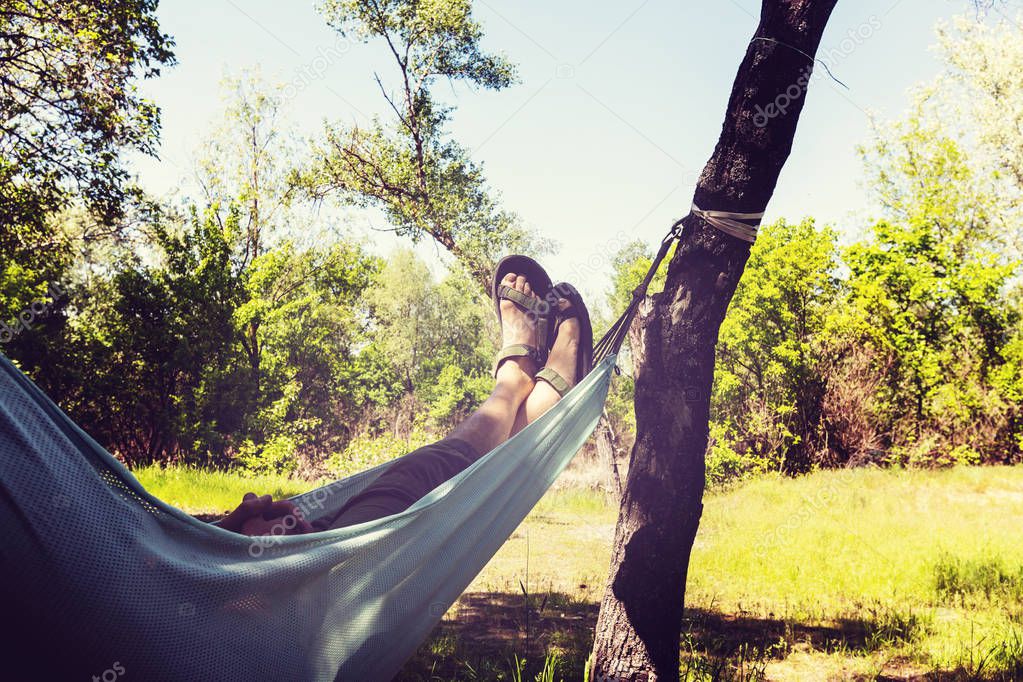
[589,1,840,679]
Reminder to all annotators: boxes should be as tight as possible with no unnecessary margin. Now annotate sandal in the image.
[491,255,556,376]
[534,282,593,396]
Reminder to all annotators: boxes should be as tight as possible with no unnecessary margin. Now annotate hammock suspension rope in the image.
[593,205,763,364]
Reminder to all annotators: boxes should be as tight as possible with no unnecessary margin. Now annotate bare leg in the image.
[325,272,542,530]
[448,358,535,455]
[511,307,581,436]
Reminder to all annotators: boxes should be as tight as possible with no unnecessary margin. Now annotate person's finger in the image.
[220,505,254,532]
[254,515,293,536]
[266,501,315,535]
[218,515,241,532]
[219,493,274,532]
[272,500,304,517]
[245,512,300,537]
[239,493,269,513]
[245,494,272,516]
[262,499,298,520]
[241,517,277,536]
[268,499,299,513]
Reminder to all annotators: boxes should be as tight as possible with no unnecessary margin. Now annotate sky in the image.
[129,0,1001,306]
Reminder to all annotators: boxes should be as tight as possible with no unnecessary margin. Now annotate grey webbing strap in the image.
[691,204,764,243]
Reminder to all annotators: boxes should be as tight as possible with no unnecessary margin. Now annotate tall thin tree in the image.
[589,1,839,679]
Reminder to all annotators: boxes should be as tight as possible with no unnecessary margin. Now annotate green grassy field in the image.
[133,464,317,517]
[141,465,1023,681]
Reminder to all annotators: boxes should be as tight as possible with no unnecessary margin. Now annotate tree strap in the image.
[691,204,763,243]
[592,204,764,364]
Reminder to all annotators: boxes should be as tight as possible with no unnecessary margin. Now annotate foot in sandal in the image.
[498,272,542,359]
[539,302,580,392]
[535,282,593,399]
[491,255,555,382]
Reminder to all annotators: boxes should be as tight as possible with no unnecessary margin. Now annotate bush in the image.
[237,434,299,475]
[326,429,434,479]
[424,365,491,428]
[705,421,753,488]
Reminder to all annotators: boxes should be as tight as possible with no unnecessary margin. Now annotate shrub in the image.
[706,421,756,488]
[237,434,299,475]
[326,429,434,479]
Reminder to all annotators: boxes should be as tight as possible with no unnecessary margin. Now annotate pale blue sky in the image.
[130,0,988,305]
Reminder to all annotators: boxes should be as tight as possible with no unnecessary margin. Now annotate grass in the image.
[401,466,1023,681]
[132,464,316,516]
[140,464,1023,680]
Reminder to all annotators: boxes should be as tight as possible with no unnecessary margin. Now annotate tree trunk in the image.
[589,2,838,679]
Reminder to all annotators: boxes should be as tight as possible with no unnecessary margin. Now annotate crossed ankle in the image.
[495,359,536,391]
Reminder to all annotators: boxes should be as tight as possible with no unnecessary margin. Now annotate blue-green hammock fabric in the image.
[0,351,614,681]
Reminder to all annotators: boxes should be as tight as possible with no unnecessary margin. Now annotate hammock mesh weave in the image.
[0,352,614,681]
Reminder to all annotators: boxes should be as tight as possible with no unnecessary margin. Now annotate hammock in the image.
[0,349,612,681]
[0,209,761,680]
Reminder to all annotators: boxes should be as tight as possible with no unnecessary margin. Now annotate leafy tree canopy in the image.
[0,0,175,240]
[301,0,545,289]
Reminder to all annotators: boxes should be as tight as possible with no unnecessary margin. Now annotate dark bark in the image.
[589,2,839,679]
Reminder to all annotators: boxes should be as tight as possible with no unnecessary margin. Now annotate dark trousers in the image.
[322,438,480,529]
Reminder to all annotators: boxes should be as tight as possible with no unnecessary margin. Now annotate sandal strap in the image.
[498,284,551,355]
[535,367,571,397]
[498,284,548,315]
[557,304,580,322]
[493,344,544,377]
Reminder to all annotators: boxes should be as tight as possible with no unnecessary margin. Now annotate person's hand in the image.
[239,497,314,536]
[218,493,314,536]
[218,492,271,533]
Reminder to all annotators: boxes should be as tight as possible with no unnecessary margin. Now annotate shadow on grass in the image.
[396,591,597,681]
[396,591,1017,681]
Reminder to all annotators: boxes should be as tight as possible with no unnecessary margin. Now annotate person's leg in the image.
[446,360,535,452]
[325,272,541,530]
[322,361,535,529]
[510,303,582,436]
